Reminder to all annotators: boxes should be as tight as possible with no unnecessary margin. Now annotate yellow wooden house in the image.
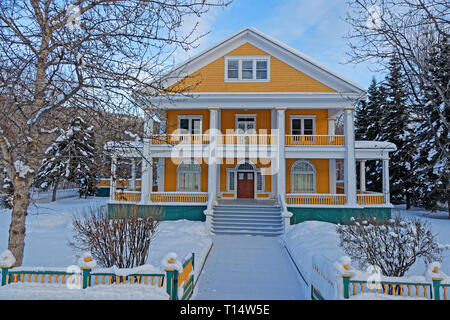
[105,28,396,235]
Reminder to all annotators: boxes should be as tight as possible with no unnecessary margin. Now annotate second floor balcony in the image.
[150,133,345,146]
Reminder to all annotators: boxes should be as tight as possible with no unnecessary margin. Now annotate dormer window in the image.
[225,56,270,82]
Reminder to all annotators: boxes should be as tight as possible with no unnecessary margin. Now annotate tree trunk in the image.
[8,178,32,266]
[406,193,411,210]
[51,180,59,202]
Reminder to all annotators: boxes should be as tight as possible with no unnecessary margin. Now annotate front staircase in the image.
[211,203,284,236]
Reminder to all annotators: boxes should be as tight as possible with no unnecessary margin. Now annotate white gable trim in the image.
[161,28,366,94]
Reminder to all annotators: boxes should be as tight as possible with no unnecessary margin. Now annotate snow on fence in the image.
[0,251,196,300]
[339,260,449,300]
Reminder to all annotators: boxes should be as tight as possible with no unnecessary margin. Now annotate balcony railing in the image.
[357,193,384,205]
[114,191,141,202]
[219,134,275,145]
[285,135,345,146]
[286,193,347,205]
[150,192,208,203]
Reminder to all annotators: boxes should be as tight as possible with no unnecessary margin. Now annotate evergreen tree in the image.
[376,56,415,206]
[34,117,97,200]
[355,78,386,192]
[412,38,449,216]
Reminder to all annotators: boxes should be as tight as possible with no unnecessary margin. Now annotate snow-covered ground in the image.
[0,196,212,299]
[1,197,448,300]
[283,205,450,300]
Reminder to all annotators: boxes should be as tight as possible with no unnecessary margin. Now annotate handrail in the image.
[285,135,345,146]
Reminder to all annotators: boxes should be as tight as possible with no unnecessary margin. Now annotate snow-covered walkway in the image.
[194,235,306,300]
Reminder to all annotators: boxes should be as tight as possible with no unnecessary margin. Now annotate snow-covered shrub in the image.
[70,205,161,268]
[336,216,442,277]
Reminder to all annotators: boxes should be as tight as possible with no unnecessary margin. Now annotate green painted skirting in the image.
[288,207,391,225]
[108,203,206,221]
[96,187,110,197]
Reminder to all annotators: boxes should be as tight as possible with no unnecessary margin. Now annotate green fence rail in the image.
[0,252,196,300]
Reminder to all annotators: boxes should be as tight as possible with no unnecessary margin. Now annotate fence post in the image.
[165,268,179,300]
[0,266,9,286]
[81,267,91,289]
[342,262,352,299]
[342,275,352,299]
[432,278,442,300]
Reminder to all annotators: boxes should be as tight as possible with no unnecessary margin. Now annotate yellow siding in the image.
[170,43,336,93]
[286,159,330,194]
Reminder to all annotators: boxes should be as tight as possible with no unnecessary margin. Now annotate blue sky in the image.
[179,0,384,90]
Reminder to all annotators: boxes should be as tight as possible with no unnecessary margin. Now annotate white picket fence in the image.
[30,188,79,203]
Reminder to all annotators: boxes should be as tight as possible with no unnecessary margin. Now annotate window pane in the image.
[256,60,267,70]
[192,119,201,134]
[227,60,238,79]
[293,173,314,192]
[179,119,189,131]
[304,119,313,135]
[242,60,253,79]
[256,70,267,79]
[292,119,302,135]
[257,172,263,191]
[228,60,238,69]
[229,172,235,191]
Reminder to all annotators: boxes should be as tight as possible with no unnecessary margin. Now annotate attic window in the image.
[225,56,270,82]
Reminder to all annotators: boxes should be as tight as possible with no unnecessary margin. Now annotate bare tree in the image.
[70,205,161,268]
[336,216,443,277]
[0,0,230,265]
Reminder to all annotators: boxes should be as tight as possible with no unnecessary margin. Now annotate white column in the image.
[329,160,337,194]
[141,110,153,204]
[276,108,286,198]
[157,157,165,192]
[110,157,117,201]
[343,108,357,206]
[359,160,366,193]
[382,158,390,204]
[271,108,278,198]
[130,159,136,191]
[208,108,219,200]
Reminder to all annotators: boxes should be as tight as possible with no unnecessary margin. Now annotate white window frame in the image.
[176,159,201,192]
[291,160,316,193]
[177,115,203,134]
[289,115,316,135]
[224,56,270,82]
[235,114,257,133]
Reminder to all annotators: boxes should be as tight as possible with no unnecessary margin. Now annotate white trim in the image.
[289,115,316,135]
[290,160,317,193]
[235,114,257,133]
[224,56,270,82]
[177,115,203,134]
[159,28,366,94]
[176,159,201,192]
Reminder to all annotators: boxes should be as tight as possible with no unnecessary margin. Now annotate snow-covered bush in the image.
[70,205,161,268]
[336,216,443,277]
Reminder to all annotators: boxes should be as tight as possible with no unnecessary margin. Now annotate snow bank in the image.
[284,221,345,299]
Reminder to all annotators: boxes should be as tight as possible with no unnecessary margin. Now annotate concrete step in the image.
[213,210,281,216]
[212,215,283,223]
[212,221,283,228]
[211,228,283,237]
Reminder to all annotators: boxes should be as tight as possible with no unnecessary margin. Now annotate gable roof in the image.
[162,28,366,95]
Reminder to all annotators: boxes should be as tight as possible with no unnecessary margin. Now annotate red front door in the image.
[237,172,254,198]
